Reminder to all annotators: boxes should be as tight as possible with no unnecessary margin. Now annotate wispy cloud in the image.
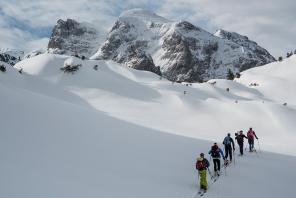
[0,0,295,56]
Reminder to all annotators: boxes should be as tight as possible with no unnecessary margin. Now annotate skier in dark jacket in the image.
[235,131,248,155]
[208,143,224,176]
[223,133,235,162]
[247,127,258,152]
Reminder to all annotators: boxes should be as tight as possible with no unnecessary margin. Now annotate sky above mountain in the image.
[0,0,295,57]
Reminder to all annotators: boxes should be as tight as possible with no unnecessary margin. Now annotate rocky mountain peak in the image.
[91,10,275,82]
[48,18,106,58]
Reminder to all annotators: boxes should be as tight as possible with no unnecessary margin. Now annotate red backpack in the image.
[196,159,206,170]
[247,130,254,139]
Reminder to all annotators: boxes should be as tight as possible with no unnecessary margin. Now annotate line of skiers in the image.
[195,127,259,192]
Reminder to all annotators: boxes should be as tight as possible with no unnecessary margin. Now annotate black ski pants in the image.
[224,145,233,161]
[248,138,255,151]
[212,158,221,172]
[238,143,244,155]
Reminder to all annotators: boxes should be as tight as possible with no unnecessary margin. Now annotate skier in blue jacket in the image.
[208,143,225,176]
[223,133,235,162]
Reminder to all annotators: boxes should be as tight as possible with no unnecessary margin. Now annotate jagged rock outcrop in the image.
[0,49,24,66]
[48,19,105,58]
[91,9,275,82]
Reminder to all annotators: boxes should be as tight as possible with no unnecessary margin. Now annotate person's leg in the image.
[225,146,229,160]
[217,159,221,171]
[229,147,233,161]
[240,144,243,155]
[213,159,217,172]
[248,139,252,151]
[199,170,207,190]
[251,139,255,150]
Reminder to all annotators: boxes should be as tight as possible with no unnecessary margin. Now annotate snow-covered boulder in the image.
[61,56,83,73]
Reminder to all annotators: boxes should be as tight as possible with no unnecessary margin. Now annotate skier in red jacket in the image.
[247,127,258,152]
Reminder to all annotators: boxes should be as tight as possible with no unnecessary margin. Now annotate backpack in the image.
[236,135,244,144]
[247,131,254,139]
[196,159,206,170]
[211,146,220,158]
[223,136,231,145]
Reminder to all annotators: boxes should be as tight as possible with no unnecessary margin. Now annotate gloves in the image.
[223,157,225,160]
[233,148,235,151]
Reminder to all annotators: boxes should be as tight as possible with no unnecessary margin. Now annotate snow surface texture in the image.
[91,9,275,82]
[1,53,296,198]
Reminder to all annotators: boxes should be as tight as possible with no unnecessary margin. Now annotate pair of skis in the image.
[197,189,207,197]
[196,174,220,197]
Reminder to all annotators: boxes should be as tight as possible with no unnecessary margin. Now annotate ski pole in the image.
[257,139,261,152]
[223,160,227,176]
[233,148,236,166]
[207,168,214,180]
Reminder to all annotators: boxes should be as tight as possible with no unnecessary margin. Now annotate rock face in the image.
[91,9,275,82]
[214,29,275,71]
[0,49,24,66]
[48,19,105,58]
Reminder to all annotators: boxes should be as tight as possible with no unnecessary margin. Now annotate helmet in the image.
[200,153,204,157]
[227,133,231,136]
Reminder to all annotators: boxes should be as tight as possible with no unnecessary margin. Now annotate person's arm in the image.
[219,149,225,159]
[244,135,248,139]
[222,137,226,145]
[254,132,258,139]
[205,159,210,168]
[231,138,235,150]
[208,150,211,155]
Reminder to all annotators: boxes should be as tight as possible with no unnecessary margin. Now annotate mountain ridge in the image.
[46,9,275,82]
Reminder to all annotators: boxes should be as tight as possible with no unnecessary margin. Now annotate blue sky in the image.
[0,0,295,57]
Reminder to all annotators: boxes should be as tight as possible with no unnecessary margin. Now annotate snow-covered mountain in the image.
[0,48,24,66]
[91,9,275,82]
[2,9,295,198]
[48,19,106,58]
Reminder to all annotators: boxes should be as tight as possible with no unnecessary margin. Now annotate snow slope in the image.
[13,54,296,155]
[237,55,296,105]
[1,53,295,198]
[1,75,295,198]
